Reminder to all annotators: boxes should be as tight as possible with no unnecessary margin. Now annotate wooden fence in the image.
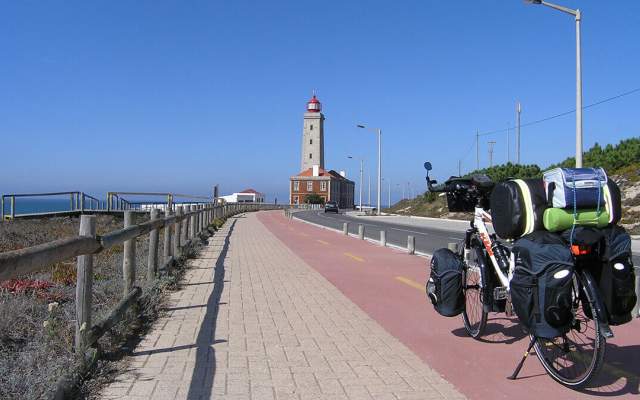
[0,202,280,353]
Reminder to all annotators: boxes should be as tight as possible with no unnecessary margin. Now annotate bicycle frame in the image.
[467,206,513,289]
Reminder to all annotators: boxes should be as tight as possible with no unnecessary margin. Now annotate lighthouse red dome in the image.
[306,95,321,112]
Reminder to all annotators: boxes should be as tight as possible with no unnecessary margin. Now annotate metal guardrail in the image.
[1,191,105,219]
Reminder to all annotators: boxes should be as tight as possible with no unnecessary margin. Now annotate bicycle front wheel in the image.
[533,270,605,388]
[461,244,487,339]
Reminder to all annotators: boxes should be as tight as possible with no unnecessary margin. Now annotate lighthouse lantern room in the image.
[307,95,322,113]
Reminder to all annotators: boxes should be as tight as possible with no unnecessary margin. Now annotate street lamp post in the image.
[348,156,364,212]
[357,124,382,215]
[525,0,583,167]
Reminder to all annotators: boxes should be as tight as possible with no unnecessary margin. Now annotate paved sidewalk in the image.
[98,212,464,400]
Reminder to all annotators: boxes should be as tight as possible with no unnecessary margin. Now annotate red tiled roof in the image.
[239,188,263,195]
[294,168,353,182]
[296,167,330,177]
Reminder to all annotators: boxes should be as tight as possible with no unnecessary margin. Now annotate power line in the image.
[458,86,640,170]
[477,87,640,137]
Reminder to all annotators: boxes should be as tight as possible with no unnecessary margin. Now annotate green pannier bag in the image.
[542,208,610,232]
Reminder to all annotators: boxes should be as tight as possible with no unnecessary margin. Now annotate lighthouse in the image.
[300,94,325,172]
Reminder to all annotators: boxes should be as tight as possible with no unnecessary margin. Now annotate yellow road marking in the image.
[395,276,424,291]
[343,252,364,263]
[316,239,329,245]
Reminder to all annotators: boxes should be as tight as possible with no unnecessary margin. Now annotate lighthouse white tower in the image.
[300,94,325,172]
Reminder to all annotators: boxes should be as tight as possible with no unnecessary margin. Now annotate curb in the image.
[291,215,432,259]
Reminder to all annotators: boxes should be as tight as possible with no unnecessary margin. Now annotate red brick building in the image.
[290,165,354,208]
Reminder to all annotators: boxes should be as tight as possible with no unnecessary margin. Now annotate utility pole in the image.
[458,159,462,176]
[476,129,480,170]
[516,101,521,164]
[488,141,496,168]
[388,180,391,208]
[507,123,510,163]
[368,173,371,206]
[359,160,363,211]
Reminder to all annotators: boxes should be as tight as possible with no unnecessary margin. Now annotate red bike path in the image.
[257,211,640,400]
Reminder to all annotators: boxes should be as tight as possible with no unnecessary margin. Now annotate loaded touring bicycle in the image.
[424,162,636,388]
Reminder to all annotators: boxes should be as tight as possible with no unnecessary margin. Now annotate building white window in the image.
[307,181,313,191]
[293,196,299,204]
[310,124,313,130]
[293,181,299,192]
[309,153,312,159]
[309,139,313,145]
[320,181,327,191]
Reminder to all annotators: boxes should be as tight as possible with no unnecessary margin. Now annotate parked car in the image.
[324,201,339,213]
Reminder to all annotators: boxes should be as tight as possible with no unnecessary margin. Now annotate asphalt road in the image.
[294,210,640,265]
[294,210,466,255]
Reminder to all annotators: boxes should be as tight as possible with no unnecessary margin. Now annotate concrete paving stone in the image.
[96,213,464,400]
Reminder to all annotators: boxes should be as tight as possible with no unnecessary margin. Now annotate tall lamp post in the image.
[525,0,583,167]
[357,124,382,215]
[348,156,364,212]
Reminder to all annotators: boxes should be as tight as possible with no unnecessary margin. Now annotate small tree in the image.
[424,191,438,203]
[305,194,325,204]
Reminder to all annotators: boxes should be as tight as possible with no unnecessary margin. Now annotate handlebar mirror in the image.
[423,162,432,171]
[430,179,438,185]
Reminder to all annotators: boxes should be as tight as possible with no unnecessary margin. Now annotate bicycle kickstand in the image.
[507,336,537,380]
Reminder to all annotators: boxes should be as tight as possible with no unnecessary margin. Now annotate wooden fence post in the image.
[181,206,189,245]
[123,211,136,297]
[147,209,160,280]
[164,208,173,263]
[75,215,96,352]
[174,206,183,256]
[190,205,196,239]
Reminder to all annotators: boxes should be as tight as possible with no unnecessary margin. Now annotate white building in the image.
[220,188,265,203]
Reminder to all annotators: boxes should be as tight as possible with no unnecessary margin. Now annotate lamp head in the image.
[356,124,366,129]
[524,0,542,4]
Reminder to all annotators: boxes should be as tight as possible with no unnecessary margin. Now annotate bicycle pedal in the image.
[493,286,508,300]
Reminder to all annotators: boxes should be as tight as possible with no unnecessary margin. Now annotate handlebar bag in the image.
[511,235,575,339]
[427,248,464,317]
[443,177,476,212]
[490,179,547,239]
[599,226,637,325]
[543,167,607,209]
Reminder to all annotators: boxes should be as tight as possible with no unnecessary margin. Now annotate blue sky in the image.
[1,1,639,204]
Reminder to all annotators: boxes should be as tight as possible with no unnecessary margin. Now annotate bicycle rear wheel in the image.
[461,244,487,339]
[533,270,605,388]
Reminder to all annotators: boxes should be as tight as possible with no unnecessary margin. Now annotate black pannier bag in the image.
[511,234,575,338]
[599,225,637,325]
[427,248,464,317]
[490,179,548,239]
[604,179,622,225]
